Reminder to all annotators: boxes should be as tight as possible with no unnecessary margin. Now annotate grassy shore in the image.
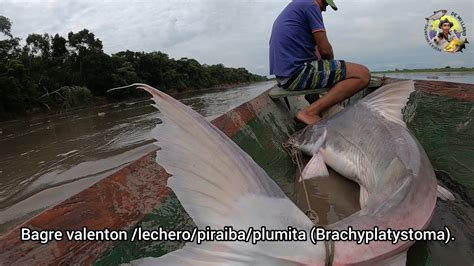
[373,67,474,74]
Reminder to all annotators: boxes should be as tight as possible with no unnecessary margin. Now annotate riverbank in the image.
[0,81,264,124]
[166,81,256,95]
[373,67,474,74]
[373,71,474,85]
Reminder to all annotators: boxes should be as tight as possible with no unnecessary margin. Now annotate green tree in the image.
[0,18,267,119]
[67,29,104,85]
[25,33,51,57]
[51,34,67,57]
[0,15,13,38]
[0,16,20,61]
[67,29,103,54]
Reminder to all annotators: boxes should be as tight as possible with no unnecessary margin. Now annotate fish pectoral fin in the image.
[437,184,455,201]
[301,152,329,181]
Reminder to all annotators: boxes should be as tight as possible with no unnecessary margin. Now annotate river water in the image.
[0,81,274,234]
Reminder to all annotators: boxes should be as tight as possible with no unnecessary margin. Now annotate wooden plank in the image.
[269,87,327,99]
[269,77,385,99]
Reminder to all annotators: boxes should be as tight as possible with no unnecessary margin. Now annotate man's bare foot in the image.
[296,110,321,125]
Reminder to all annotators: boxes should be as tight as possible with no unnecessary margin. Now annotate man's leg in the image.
[296,62,371,125]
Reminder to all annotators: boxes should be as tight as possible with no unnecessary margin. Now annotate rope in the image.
[282,142,335,265]
[294,149,319,224]
[283,143,318,223]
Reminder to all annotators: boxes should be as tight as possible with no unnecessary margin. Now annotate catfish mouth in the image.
[284,129,305,153]
[285,135,301,150]
[286,125,320,151]
[286,126,328,157]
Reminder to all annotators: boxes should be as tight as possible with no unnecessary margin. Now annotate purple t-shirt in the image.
[269,0,325,77]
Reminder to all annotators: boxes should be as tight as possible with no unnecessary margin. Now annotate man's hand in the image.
[313,31,334,60]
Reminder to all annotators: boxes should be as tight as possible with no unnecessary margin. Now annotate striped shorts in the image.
[277,60,346,91]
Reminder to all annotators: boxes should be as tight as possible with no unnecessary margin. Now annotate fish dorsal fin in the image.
[360,80,415,128]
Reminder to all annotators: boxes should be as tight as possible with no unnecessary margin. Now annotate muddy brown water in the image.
[0,81,274,234]
[296,168,360,225]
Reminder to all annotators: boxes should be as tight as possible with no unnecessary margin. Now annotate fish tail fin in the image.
[129,84,325,265]
[135,83,287,226]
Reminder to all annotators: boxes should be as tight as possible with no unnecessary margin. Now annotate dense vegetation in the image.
[0,16,267,119]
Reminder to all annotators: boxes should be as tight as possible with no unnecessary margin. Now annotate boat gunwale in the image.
[1,78,472,264]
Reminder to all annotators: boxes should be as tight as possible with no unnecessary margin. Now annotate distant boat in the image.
[427,75,439,79]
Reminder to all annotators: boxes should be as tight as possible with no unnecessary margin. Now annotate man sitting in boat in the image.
[269,0,371,125]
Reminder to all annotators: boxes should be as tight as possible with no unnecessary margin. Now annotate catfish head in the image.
[287,124,329,180]
[287,124,328,156]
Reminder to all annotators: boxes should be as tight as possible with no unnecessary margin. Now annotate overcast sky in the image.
[1,0,473,76]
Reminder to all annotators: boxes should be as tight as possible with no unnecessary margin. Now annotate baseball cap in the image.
[325,0,338,10]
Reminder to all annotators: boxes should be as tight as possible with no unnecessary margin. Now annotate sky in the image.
[1,0,473,76]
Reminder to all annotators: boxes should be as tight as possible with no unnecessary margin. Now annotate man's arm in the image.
[313,31,334,60]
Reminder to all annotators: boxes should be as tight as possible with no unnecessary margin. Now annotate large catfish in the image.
[128,81,439,265]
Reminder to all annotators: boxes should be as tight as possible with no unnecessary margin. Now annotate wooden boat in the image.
[0,78,472,265]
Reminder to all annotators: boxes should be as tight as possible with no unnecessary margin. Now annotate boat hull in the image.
[1,79,472,264]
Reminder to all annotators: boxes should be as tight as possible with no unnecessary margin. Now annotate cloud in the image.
[1,0,473,75]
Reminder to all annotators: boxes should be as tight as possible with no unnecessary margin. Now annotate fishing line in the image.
[282,143,317,221]
[283,142,335,265]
